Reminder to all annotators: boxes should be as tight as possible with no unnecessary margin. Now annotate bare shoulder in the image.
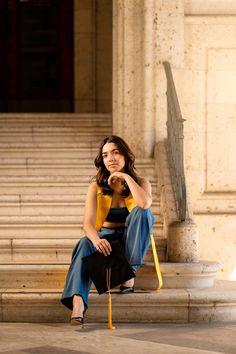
[86,180,98,196]
[88,180,98,190]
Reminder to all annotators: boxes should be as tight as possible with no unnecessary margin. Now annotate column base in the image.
[135,261,220,289]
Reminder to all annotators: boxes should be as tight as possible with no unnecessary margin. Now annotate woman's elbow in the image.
[139,198,152,210]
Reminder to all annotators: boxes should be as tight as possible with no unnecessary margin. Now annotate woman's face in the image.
[102,142,125,173]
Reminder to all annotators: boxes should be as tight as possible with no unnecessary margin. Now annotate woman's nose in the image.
[108,153,115,161]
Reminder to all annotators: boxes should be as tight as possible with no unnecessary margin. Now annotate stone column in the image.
[113,0,157,157]
[113,0,184,157]
[167,220,199,262]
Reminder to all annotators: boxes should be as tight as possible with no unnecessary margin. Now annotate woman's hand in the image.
[94,238,112,256]
[108,172,152,209]
[107,172,127,186]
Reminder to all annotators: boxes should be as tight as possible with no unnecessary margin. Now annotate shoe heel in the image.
[119,285,134,294]
[70,308,86,328]
[70,317,84,328]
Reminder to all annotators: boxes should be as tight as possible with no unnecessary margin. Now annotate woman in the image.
[61,135,154,326]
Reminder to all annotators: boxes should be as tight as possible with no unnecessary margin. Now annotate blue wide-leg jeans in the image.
[61,207,154,310]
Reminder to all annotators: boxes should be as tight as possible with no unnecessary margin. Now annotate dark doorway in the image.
[0,0,74,112]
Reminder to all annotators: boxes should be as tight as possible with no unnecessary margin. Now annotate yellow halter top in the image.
[95,187,137,231]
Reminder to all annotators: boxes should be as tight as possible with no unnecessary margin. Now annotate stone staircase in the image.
[1,113,236,324]
[0,113,166,322]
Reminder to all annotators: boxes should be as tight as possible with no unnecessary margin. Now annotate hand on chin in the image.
[108,171,125,186]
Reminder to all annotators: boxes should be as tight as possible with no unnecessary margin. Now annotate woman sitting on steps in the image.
[61,135,154,326]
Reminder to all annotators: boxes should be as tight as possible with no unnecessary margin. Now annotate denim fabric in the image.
[60,207,154,310]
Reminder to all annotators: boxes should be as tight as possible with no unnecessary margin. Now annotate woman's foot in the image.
[120,278,134,293]
[70,295,85,327]
[121,278,134,288]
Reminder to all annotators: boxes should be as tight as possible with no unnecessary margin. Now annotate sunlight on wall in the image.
[229,265,236,281]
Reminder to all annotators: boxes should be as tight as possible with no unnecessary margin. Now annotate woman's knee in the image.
[133,206,154,221]
[79,236,91,247]
[71,236,93,258]
[136,207,149,215]
[141,207,155,223]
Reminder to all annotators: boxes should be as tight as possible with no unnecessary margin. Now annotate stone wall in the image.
[113,0,184,157]
[74,0,112,112]
[180,1,236,279]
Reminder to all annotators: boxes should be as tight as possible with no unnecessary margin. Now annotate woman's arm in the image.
[83,181,111,256]
[108,173,152,209]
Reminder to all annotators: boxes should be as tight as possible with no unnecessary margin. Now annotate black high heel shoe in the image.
[119,285,134,294]
[70,309,86,328]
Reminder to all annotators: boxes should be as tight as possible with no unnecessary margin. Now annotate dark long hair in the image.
[94,135,138,197]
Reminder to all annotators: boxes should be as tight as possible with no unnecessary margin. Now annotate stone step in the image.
[0,199,160,216]
[0,189,160,199]
[0,185,90,195]
[0,112,111,123]
[0,185,159,196]
[0,126,110,134]
[0,126,112,134]
[0,194,88,203]
[0,178,159,195]
[0,203,82,216]
[0,175,158,183]
[0,237,166,263]
[0,175,102,184]
[0,219,163,238]
[0,167,97,177]
[0,201,160,214]
[0,122,112,131]
[0,193,160,204]
[0,214,161,224]
[0,133,111,144]
[0,159,156,177]
[0,115,112,127]
[0,146,104,158]
[0,216,162,235]
[0,158,94,165]
[0,141,105,148]
[1,280,236,323]
[0,262,160,291]
[0,147,98,159]
[0,168,156,178]
[0,157,156,165]
[0,261,218,291]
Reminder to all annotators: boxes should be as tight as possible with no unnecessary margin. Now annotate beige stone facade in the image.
[112,0,236,280]
[113,0,184,156]
[182,2,236,280]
